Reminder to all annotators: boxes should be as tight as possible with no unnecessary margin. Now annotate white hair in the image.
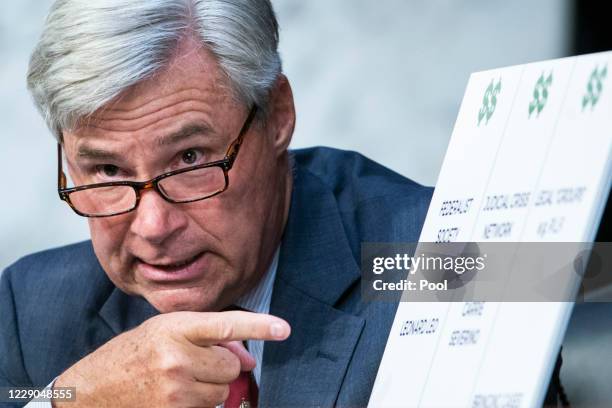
[27,0,282,139]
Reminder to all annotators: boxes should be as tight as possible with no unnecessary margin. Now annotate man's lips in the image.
[136,252,208,283]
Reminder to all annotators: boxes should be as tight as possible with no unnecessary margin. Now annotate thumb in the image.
[220,341,256,372]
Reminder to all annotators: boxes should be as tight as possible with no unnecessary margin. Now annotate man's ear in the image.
[266,74,295,157]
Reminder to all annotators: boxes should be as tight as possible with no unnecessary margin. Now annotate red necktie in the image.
[221,306,259,407]
[225,369,258,408]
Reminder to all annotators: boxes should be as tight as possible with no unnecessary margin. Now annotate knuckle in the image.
[214,318,235,341]
[157,353,186,378]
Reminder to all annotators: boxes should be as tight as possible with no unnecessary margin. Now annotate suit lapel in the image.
[260,164,364,406]
[261,280,364,406]
[98,287,159,335]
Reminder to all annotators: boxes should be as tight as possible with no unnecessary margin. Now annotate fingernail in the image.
[270,322,286,339]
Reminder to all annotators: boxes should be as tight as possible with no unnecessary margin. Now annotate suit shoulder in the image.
[6,240,98,279]
[292,146,431,196]
[3,241,112,311]
[1,242,114,386]
[8,240,94,268]
[292,147,433,242]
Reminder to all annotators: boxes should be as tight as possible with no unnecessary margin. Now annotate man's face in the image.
[62,40,294,313]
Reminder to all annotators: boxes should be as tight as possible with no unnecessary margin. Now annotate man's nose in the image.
[129,189,187,245]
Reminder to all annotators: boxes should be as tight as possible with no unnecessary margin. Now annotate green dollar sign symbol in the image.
[582,65,607,110]
[478,78,502,126]
[529,71,553,118]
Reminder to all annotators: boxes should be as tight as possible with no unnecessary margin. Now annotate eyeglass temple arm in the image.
[226,105,258,164]
[57,143,67,191]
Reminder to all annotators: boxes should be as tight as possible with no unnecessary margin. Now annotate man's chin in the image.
[143,286,222,313]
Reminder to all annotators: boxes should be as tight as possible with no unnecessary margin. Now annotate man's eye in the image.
[181,149,200,165]
[97,164,119,177]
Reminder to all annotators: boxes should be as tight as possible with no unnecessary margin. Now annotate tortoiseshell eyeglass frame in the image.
[57,105,258,218]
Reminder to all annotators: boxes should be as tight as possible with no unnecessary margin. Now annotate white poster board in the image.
[369,52,612,407]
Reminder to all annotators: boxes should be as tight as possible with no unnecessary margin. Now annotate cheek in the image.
[184,176,269,259]
[186,197,250,248]
[88,217,131,265]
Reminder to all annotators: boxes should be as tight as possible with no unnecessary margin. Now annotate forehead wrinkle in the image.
[102,87,216,115]
[94,92,220,123]
[89,107,215,133]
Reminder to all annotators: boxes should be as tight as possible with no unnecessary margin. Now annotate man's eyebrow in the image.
[76,123,214,160]
[156,123,213,146]
[77,146,121,161]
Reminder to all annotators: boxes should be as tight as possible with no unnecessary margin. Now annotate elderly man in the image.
[2,0,429,407]
[0,0,572,407]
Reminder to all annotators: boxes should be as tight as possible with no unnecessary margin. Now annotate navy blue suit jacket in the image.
[0,147,437,406]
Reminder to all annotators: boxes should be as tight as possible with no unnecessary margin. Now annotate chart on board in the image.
[368,51,612,407]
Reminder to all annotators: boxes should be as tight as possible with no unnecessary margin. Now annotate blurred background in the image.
[0,0,581,270]
[0,1,610,406]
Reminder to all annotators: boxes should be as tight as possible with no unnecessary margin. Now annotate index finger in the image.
[180,311,291,346]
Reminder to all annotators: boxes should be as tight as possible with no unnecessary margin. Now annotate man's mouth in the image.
[136,252,208,283]
[145,253,201,270]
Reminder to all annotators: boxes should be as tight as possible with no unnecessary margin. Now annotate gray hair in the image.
[27,0,282,139]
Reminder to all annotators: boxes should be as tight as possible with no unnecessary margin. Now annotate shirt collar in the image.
[234,247,279,314]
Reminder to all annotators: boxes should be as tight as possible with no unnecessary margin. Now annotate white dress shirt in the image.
[233,247,279,386]
[26,248,279,407]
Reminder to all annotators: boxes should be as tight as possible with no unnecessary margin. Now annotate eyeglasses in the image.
[57,105,258,217]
